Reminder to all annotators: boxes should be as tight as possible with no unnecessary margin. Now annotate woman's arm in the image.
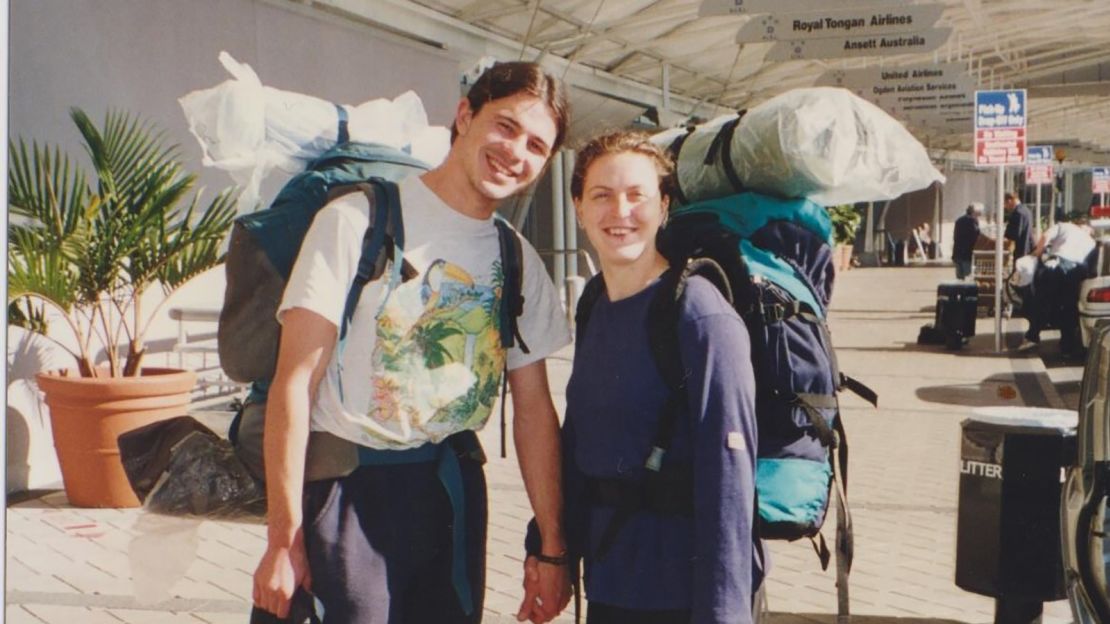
[678,294,758,624]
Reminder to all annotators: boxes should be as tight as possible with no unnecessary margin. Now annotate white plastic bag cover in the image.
[180,51,449,210]
[1010,254,1038,288]
[653,87,945,206]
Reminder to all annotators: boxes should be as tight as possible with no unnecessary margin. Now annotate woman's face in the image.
[574,151,668,272]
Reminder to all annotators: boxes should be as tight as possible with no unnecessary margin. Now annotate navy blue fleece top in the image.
[563,275,759,622]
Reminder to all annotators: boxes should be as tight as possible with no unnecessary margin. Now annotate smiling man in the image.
[252,62,572,624]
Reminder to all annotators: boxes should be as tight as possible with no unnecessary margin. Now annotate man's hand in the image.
[516,555,571,623]
[253,534,312,619]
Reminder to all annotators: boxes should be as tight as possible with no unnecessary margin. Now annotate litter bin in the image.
[956,407,1077,624]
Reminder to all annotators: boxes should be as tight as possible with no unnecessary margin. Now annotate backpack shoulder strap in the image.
[574,273,607,344]
[337,178,403,342]
[644,258,733,470]
[493,217,529,354]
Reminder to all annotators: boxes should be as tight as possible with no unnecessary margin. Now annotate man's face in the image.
[1004,196,1017,212]
[451,92,558,203]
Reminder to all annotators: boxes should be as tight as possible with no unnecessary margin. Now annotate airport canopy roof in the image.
[326,0,1110,160]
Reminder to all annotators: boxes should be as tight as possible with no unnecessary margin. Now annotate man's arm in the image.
[509,360,570,622]
[1032,230,1049,258]
[253,308,336,618]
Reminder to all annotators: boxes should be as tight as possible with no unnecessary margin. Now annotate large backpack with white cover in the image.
[575,191,877,618]
[218,135,529,480]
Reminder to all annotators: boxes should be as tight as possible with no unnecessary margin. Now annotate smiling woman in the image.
[530,129,762,623]
[570,131,673,299]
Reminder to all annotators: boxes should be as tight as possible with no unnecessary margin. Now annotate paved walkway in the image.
[6,265,1080,623]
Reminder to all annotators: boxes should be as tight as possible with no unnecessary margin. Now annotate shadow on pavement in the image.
[916,372,1055,409]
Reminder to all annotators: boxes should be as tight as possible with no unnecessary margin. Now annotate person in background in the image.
[952,203,983,279]
[1024,219,1096,355]
[1004,191,1035,262]
[520,130,761,624]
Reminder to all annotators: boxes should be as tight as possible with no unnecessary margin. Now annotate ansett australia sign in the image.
[735,4,943,43]
[765,27,950,61]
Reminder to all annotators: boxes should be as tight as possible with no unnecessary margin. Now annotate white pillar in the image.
[994,167,1005,353]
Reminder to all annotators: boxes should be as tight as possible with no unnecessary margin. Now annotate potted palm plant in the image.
[8,107,237,507]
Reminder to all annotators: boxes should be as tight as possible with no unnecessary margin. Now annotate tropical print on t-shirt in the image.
[365,258,507,442]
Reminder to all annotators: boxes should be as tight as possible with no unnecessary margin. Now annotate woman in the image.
[522,130,760,624]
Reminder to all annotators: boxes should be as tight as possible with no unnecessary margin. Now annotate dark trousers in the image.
[1029,259,1086,350]
[585,582,764,624]
[587,602,691,624]
[302,455,487,623]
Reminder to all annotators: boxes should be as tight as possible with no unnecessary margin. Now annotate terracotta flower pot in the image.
[36,367,197,508]
[835,243,854,271]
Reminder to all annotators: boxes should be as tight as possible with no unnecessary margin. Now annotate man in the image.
[952,203,983,279]
[1025,220,1096,354]
[1003,191,1035,261]
[252,62,573,624]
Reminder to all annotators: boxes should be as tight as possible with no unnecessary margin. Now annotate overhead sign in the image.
[974,89,1027,167]
[701,0,903,17]
[817,62,969,89]
[735,4,943,43]
[765,27,951,61]
[1095,167,1110,194]
[870,96,973,122]
[1025,145,1054,185]
[857,88,975,113]
[1027,145,1054,164]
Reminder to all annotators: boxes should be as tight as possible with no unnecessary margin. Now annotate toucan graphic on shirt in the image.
[365,258,507,442]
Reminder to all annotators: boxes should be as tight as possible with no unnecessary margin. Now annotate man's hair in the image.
[450,61,570,153]
[967,203,983,215]
[569,130,674,201]
[1004,191,1020,202]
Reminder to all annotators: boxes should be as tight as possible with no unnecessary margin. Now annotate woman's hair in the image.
[450,61,570,153]
[570,130,675,201]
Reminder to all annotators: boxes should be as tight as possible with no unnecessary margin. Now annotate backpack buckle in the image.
[762,303,786,323]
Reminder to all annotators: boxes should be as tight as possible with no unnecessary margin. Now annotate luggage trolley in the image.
[972,250,1012,317]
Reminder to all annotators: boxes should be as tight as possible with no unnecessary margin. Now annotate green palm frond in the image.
[8,138,92,245]
[8,227,80,310]
[7,106,238,377]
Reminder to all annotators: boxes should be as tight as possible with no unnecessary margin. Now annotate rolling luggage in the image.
[936,281,978,349]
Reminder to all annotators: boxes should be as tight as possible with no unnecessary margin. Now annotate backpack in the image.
[575,191,877,619]
[218,134,529,480]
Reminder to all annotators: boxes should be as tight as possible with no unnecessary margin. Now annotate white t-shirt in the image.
[1042,222,1095,264]
[280,175,571,450]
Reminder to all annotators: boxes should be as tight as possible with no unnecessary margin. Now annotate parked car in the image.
[1063,321,1110,622]
[1078,237,1110,348]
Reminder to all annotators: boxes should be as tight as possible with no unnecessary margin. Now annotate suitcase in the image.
[936,282,978,349]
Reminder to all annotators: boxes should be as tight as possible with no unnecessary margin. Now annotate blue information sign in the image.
[1027,145,1053,164]
[975,90,1026,129]
[975,89,1027,166]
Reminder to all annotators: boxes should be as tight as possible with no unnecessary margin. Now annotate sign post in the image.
[975,89,1027,352]
[1026,145,1054,237]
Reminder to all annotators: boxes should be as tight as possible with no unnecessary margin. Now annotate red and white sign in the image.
[1094,168,1110,194]
[1025,164,1054,185]
[975,128,1026,166]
